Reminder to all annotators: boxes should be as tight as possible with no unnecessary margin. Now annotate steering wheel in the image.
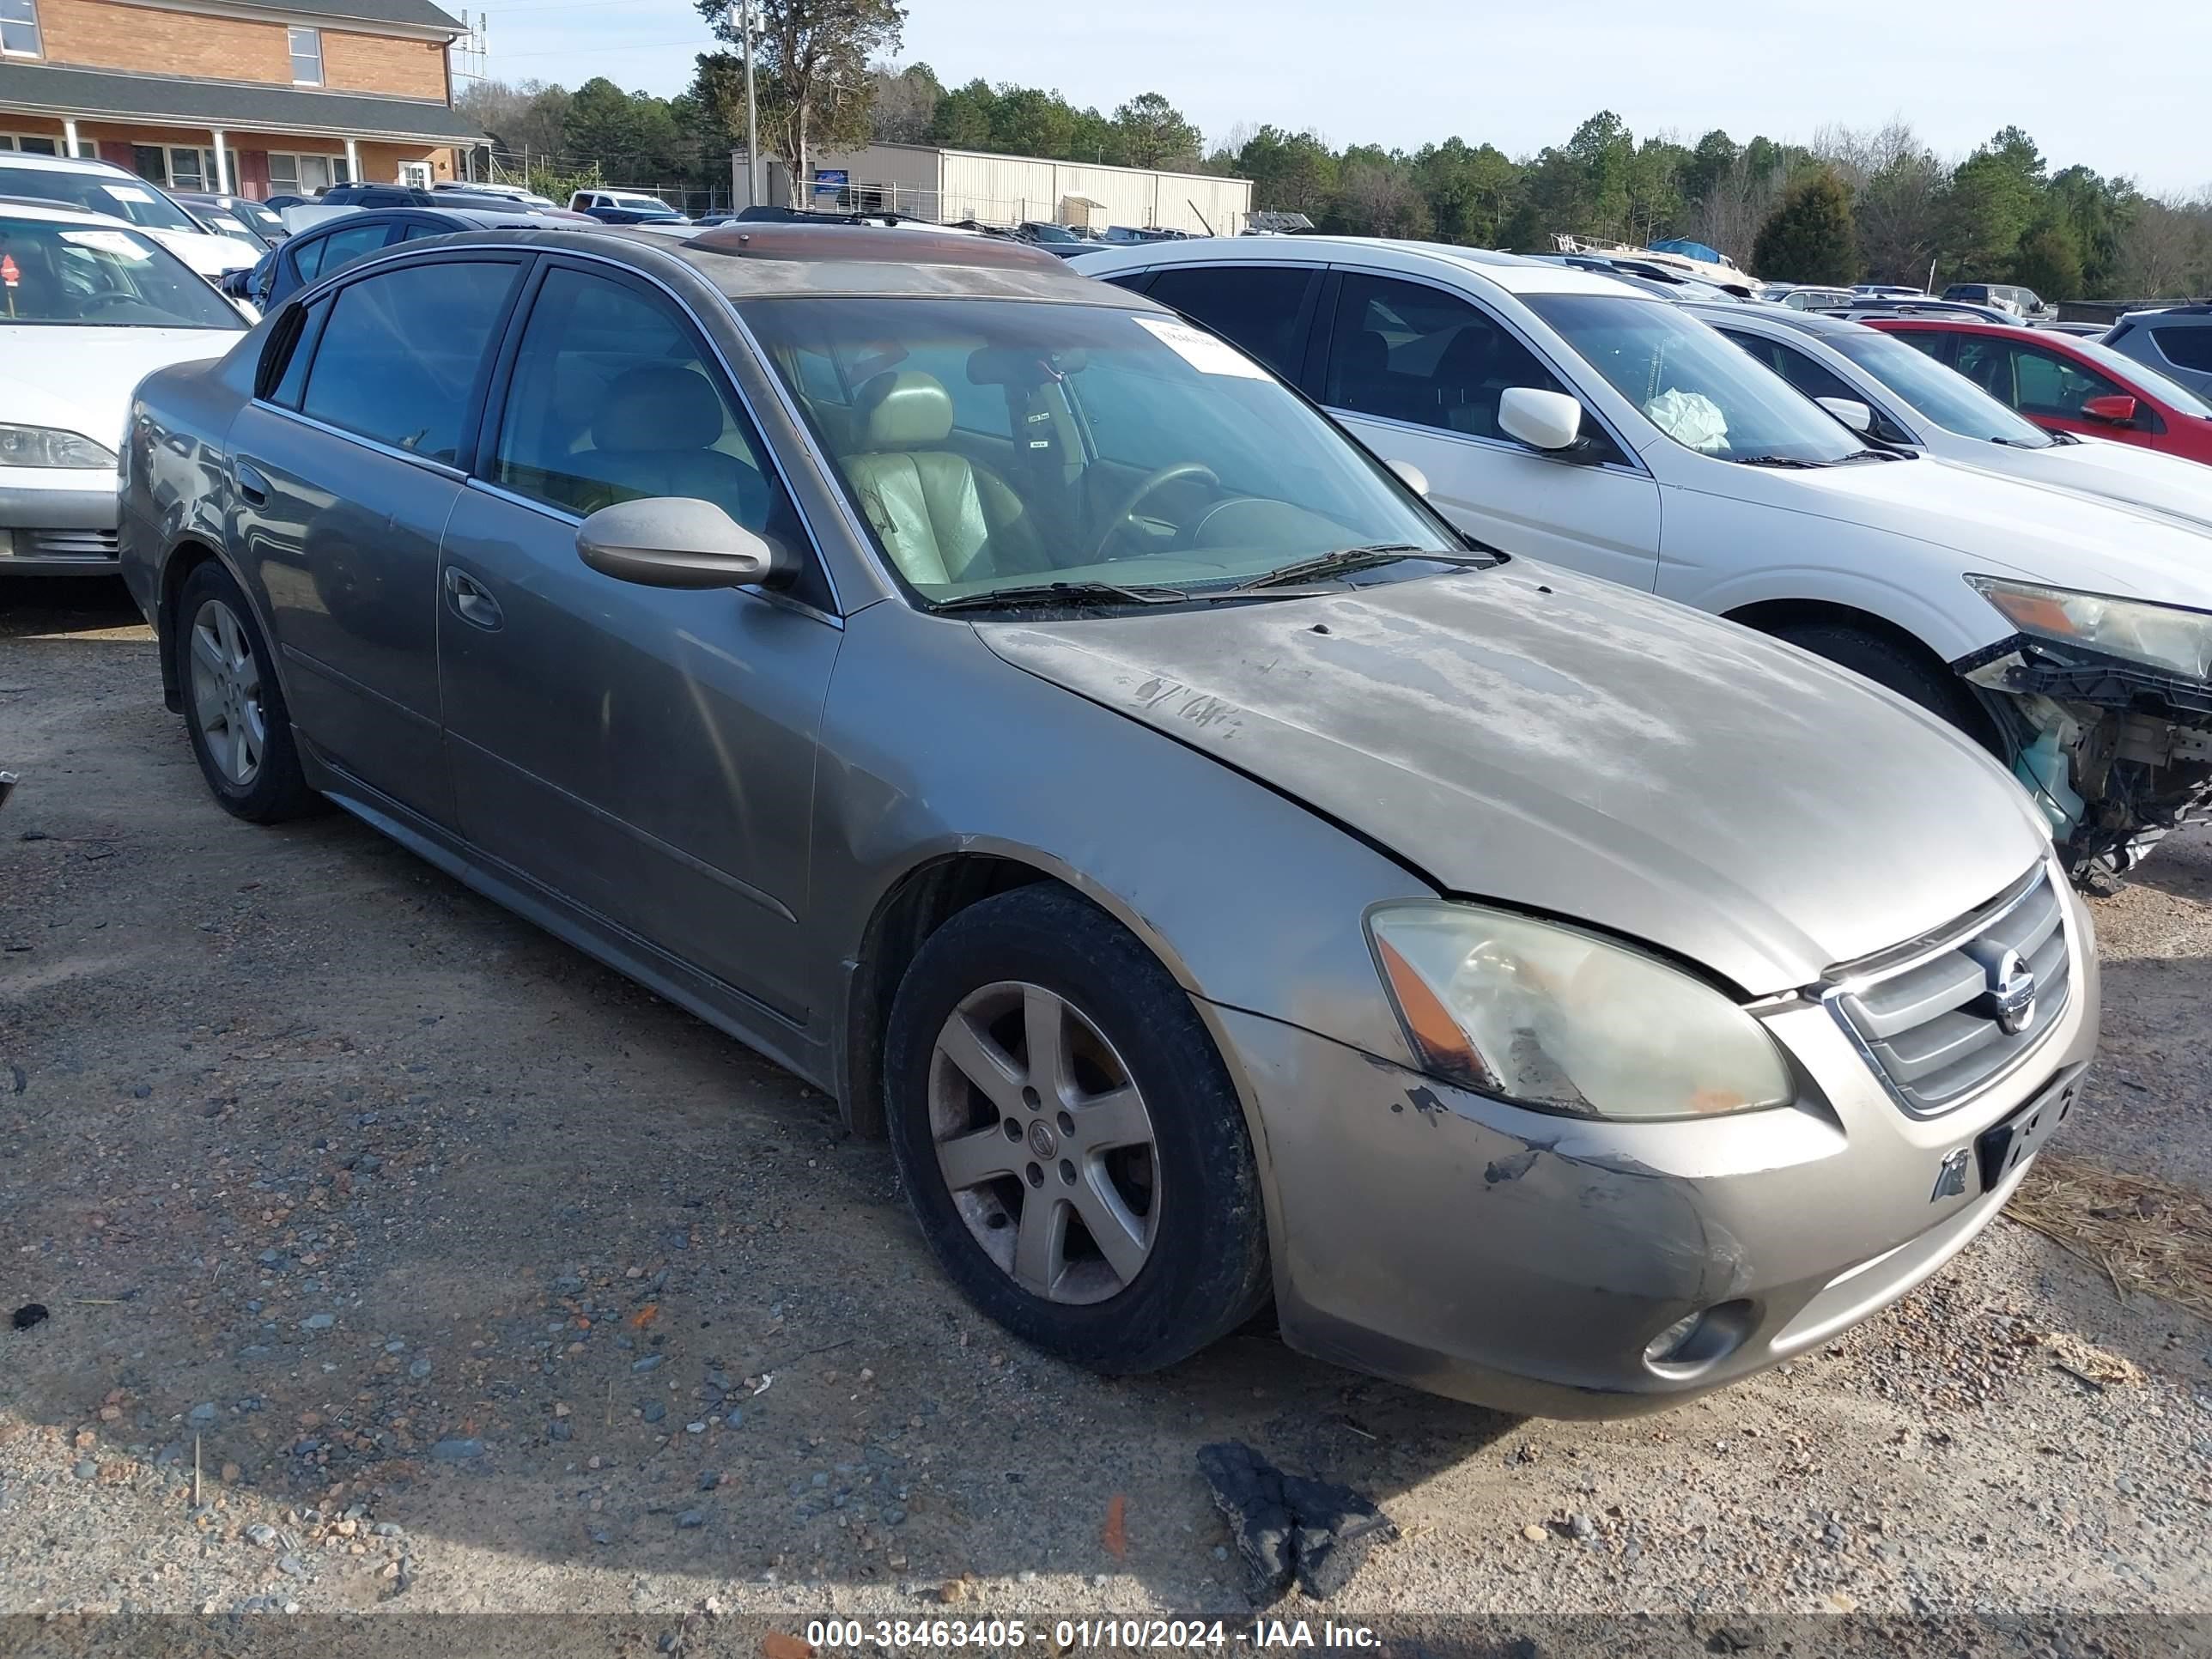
[1086,463,1218,560]
[79,292,149,315]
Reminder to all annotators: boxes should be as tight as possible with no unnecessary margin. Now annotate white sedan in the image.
[1699,301,2212,534]
[2,202,249,576]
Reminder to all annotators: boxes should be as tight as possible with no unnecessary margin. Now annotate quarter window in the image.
[1324,272,1574,442]
[0,0,40,57]
[300,260,514,463]
[1143,264,1316,381]
[293,219,397,283]
[488,265,796,546]
[289,26,323,84]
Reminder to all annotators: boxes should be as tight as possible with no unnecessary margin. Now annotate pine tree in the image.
[1751,172,1862,283]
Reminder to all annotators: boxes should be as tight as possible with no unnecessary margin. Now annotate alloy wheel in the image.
[927,980,1160,1304]
[188,598,264,787]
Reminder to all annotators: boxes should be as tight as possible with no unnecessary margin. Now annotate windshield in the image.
[2065,334,2212,418]
[1528,292,1863,464]
[194,209,265,248]
[0,167,200,234]
[610,193,674,211]
[1826,326,2052,447]
[740,295,1461,603]
[0,216,246,329]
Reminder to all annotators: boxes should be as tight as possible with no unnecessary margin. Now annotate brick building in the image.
[0,0,479,199]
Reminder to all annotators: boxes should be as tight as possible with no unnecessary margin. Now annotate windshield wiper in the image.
[927,580,1188,613]
[1232,544,1481,592]
[1730,454,1829,469]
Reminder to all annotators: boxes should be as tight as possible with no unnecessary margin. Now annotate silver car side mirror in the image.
[1817,397,1874,434]
[576,497,793,590]
[1498,386,1584,453]
[1386,459,1430,496]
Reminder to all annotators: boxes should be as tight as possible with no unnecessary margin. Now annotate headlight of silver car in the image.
[0,424,118,470]
[1967,574,2212,683]
[1367,903,1794,1121]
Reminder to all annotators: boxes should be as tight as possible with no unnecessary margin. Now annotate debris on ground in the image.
[9,1304,48,1332]
[2008,1153,2212,1317]
[2029,1329,2144,1390]
[1196,1440,1396,1603]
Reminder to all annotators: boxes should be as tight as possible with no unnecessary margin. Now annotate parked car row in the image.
[1066,235,2212,881]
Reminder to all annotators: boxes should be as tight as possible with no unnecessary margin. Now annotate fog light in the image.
[1641,1299,1755,1376]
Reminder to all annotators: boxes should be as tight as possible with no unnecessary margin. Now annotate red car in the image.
[1863,317,2212,467]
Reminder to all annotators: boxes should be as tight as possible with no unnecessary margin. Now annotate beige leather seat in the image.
[838,371,1042,586]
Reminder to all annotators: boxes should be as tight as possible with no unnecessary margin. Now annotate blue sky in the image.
[477,0,2212,197]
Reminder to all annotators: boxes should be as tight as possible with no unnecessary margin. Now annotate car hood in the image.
[2009,435,2212,534]
[148,227,258,275]
[0,325,240,447]
[1683,453,2212,606]
[977,563,2051,996]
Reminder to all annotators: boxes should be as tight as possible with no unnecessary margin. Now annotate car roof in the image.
[302,206,561,233]
[346,222,1155,305]
[1069,233,1644,298]
[0,195,143,230]
[0,151,131,176]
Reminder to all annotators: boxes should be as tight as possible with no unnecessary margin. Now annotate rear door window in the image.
[300,259,516,463]
[2152,326,2212,374]
[1142,264,1317,380]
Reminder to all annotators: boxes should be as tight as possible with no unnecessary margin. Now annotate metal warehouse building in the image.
[762,142,1252,236]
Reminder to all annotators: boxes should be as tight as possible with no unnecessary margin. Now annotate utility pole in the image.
[740,0,760,208]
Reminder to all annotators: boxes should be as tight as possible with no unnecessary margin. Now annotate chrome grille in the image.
[1826,862,2072,1116]
[6,527,122,561]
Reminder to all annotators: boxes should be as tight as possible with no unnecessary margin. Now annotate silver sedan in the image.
[118,223,2096,1415]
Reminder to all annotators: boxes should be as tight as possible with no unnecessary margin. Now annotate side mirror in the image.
[1498,386,1585,453]
[576,497,793,590]
[1386,458,1430,496]
[2082,393,2139,426]
[219,267,253,299]
[1817,396,1875,434]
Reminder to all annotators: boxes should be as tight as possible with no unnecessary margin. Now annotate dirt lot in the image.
[4,580,2211,1632]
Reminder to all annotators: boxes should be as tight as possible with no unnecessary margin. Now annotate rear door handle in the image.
[234,460,269,506]
[443,565,503,631]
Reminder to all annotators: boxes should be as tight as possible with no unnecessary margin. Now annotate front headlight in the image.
[1367,903,1794,1121]
[0,424,118,470]
[1967,574,2212,683]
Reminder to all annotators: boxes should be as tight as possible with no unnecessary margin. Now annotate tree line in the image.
[459,6,2212,299]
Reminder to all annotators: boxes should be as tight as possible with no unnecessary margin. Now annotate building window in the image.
[268,151,350,195]
[288,26,323,84]
[0,133,62,154]
[1,0,41,58]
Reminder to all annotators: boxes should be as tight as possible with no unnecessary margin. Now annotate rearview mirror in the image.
[576,497,793,590]
[1386,459,1430,496]
[1817,396,1874,434]
[1498,386,1584,453]
[2082,393,2139,426]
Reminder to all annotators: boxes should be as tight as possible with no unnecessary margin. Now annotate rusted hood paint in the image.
[979,563,2049,994]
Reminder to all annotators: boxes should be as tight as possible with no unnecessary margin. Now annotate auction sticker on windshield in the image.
[62,230,149,259]
[100,184,157,204]
[1133,315,1271,380]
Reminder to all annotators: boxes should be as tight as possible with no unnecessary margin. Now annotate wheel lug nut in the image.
[1058,1159,1075,1185]
[1057,1110,1074,1138]
[1002,1118,1022,1141]
[1025,1163,1043,1187]
[1021,1086,1040,1110]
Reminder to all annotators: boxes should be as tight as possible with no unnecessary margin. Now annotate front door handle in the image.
[443,566,503,630]
[234,460,269,506]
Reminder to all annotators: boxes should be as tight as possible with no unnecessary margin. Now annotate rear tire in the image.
[173,561,319,823]
[884,884,1271,1375]
[1772,623,1996,750]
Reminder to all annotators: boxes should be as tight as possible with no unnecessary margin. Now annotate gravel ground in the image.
[3,581,2211,1627]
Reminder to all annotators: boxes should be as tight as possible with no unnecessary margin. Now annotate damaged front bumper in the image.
[1199,882,2099,1417]
[1960,635,2212,879]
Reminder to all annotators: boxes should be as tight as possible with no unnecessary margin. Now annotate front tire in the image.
[174,561,318,823]
[884,885,1271,1374]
